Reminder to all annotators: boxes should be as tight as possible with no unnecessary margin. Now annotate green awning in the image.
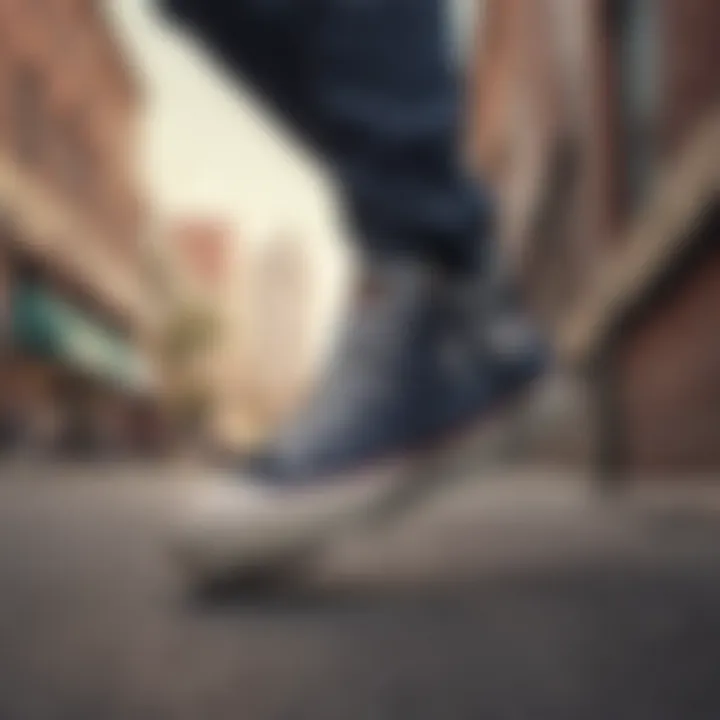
[12,283,151,391]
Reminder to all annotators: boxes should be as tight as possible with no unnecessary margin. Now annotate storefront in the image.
[4,281,153,457]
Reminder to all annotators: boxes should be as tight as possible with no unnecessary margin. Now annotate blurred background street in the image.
[0,0,716,465]
[2,466,720,719]
[0,0,718,717]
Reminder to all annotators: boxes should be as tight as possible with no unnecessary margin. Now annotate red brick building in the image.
[470,0,720,471]
[0,1,156,456]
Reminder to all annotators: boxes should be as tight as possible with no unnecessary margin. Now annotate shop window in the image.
[607,0,663,214]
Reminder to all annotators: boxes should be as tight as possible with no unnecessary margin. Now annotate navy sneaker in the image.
[173,259,547,583]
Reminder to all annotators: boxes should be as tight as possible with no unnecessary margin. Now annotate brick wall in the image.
[470,0,720,472]
[0,0,141,256]
[469,0,604,332]
[0,236,9,349]
[608,0,720,472]
[664,0,720,154]
[617,213,720,470]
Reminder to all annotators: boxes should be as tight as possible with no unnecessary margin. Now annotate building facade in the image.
[160,219,316,454]
[242,234,313,428]
[158,218,234,449]
[470,0,720,471]
[0,1,157,457]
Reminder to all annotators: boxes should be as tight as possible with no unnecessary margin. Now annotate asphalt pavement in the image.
[0,466,720,719]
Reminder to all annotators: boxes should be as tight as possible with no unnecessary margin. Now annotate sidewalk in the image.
[295,468,720,592]
[0,465,719,720]
[0,456,206,483]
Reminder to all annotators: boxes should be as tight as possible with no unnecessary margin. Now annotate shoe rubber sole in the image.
[174,376,542,592]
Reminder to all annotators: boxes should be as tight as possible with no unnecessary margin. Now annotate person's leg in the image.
[310,0,490,272]
[159,0,317,137]
[161,0,546,582]
[160,0,492,273]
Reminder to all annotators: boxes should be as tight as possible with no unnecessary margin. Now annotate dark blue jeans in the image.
[160,0,492,273]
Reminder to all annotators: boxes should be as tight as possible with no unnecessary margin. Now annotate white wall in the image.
[110,0,352,374]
